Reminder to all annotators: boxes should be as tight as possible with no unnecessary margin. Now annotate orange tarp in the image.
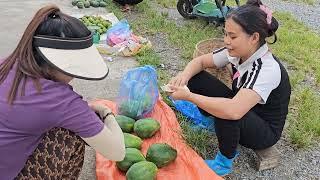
[94,99,222,180]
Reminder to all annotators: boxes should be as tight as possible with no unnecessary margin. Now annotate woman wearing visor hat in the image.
[0,5,125,179]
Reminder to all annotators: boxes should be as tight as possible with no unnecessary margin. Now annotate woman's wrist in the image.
[181,71,191,82]
[185,91,194,102]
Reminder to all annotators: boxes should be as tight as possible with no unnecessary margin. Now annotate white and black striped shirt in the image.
[212,44,281,104]
[212,44,291,135]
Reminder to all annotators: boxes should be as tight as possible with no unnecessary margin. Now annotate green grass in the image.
[156,0,177,8]
[270,12,320,147]
[271,12,320,85]
[282,0,316,5]
[104,1,320,149]
[105,0,124,19]
[135,48,161,66]
[176,112,217,158]
[133,1,221,59]
[287,88,320,148]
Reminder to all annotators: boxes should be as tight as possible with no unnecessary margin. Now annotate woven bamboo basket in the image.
[193,38,233,88]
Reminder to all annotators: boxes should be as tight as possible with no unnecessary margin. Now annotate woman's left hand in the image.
[169,85,192,100]
[89,103,114,122]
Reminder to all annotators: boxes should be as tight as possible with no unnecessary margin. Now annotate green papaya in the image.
[72,0,79,6]
[115,115,135,133]
[142,95,153,110]
[146,143,177,168]
[99,1,107,7]
[126,161,158,180]
[77,2,85,8]
[90,0,97,6]
[124,133,143,150]
[119,100,141,119]
[84,1,91,8]
[116,148,145,172]
[134,118,160,139]
[92,1,100,7]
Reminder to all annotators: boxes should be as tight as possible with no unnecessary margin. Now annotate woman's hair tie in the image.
[259,5,273,25]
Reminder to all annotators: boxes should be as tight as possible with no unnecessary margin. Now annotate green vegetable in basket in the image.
[79,15,112,35]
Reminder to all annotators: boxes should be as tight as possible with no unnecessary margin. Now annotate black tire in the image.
[177,0,197,19]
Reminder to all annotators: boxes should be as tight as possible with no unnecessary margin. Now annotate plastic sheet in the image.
[93,98,222,180]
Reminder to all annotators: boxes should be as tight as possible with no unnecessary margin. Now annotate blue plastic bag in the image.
[106,19,132,46]
[170,97,215,132]
[117,65,159,119]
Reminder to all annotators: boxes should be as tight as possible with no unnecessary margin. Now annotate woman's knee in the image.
[187,71,210,91]
[188,71,206,84]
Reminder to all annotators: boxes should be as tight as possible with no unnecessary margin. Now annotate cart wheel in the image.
[177,0,197,19]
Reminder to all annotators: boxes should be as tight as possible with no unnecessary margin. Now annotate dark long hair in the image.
[0,5,91,104]
[226,0,279,46]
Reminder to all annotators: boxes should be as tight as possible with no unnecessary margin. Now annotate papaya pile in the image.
[115,115,177,179]
[72,0,107,9]
[79,15,112,35]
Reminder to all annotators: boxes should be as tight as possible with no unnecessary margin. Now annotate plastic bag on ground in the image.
[170,98,215,132]
[96,35,152,57]
[93,98,222,180]
[106,19,132,46]
[116,65,158,119]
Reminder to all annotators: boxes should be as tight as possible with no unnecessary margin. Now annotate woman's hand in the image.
[83,103,125,161]
[169,72,190,87]
[89,103,114,123]
[169,85,192,101]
